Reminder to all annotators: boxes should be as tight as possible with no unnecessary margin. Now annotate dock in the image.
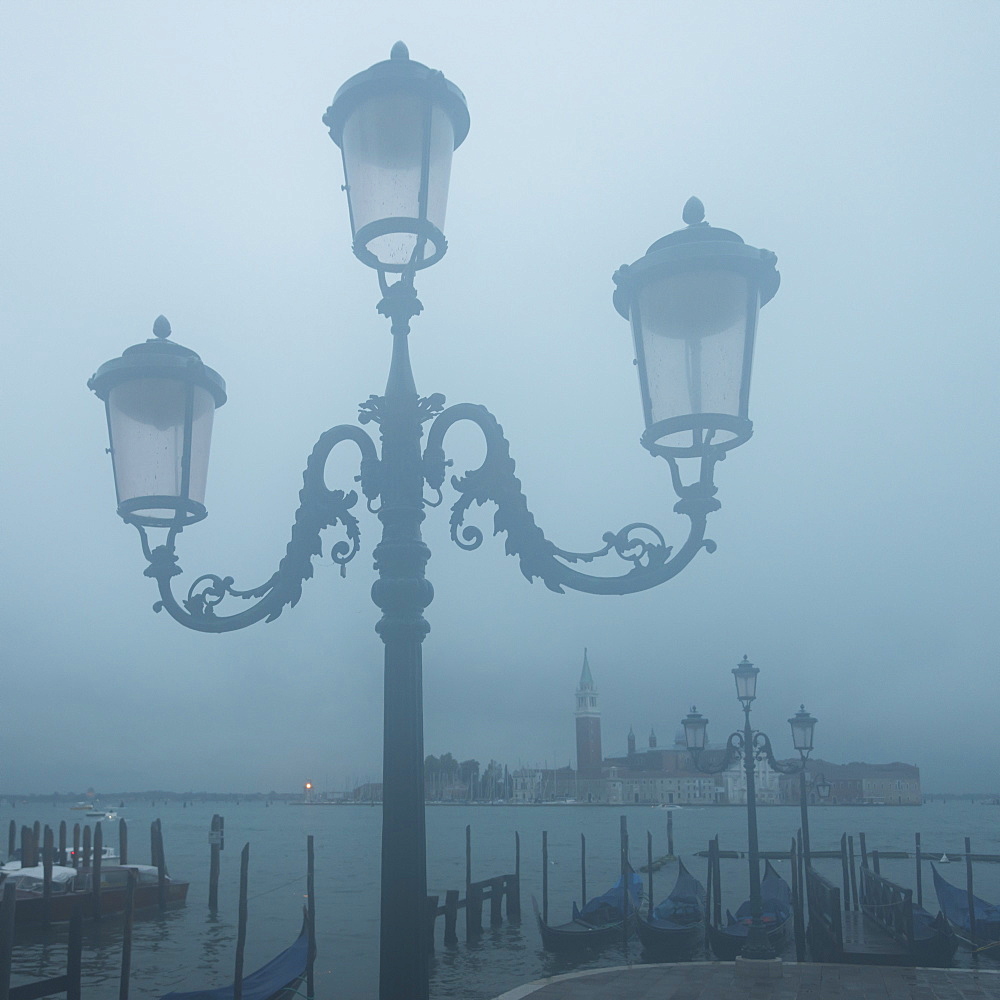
[493,961,1000,999]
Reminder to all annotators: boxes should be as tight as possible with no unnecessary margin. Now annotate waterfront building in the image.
[778,759,922,805]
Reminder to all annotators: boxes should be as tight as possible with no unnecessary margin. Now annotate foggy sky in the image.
[1,2,997,795]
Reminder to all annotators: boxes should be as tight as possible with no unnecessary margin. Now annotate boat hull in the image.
[635,913,702,959]
[707,916,789,961]
[13,880,189,925]
[532,896,634,953]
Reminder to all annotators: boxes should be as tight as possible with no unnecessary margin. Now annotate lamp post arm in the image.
[423,403,720,596]
[687,732,744,774]
[137,424,380,633]
[751,732,804,775]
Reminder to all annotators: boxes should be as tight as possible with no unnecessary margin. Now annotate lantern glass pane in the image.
[636,269,756,441]
[342,93,454,267]
[733,665,758,702]
[108,379,215,519]
[682,715,707,751]
[790,716,815,752]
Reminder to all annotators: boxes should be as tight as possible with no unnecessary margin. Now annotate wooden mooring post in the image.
[914,832,922,908]
[620,815,629,961]
[233,844,249,1000]
[791,836,805,962]
[93,824,104,921]
[119,818,128,866]
[82,826,91,871]
[509,831,520,919]
[646,831,654,918]
[666,809,674,857]
[848,836,858,911]
[306,835,316,1000]
[465,825,479,940]
[42,826,55,928]
[580,834,587,910]
[6,822,15,861]
[72,824,80,868]
[59,821,67,866]
[1,884,15,1000]
[151,820,167,911]
[966,836,977,944]
[208,814,223,913]
[859,831,868,869]
[542,830,549,925]
[118,868,137,1000]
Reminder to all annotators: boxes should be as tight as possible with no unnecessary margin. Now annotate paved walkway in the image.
[493,961,1000,999]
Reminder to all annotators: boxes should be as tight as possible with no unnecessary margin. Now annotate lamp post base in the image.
[735,956,783,979]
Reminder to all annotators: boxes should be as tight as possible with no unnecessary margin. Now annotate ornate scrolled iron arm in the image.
[688,732,745,775]
[422,402,722,595]
[750,731,805,775]
[138,424,379,633]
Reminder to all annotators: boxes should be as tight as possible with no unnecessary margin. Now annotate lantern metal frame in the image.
[90,46,781,1000]
[322,41,470,273]
[612,197,779,461]
[87,316,227,528]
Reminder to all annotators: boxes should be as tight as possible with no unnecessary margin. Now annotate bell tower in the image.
[575,649,602,777]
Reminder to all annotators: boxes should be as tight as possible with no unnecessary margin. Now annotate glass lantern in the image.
[613,198,779,458]
[88,316,226,527]
[732,654,759,704]
[324,42,470,273]
[682,707,708,752]
[789,705,818,754]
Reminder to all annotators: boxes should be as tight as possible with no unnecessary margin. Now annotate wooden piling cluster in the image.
[426,826,520,951]
[0,884,82,1000]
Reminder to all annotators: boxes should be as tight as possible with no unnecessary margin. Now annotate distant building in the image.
[575,649,603,777]
[779,759,921,805]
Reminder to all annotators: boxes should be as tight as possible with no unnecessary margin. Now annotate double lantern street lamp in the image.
[88,44,780,1000]
[682,657,817,961]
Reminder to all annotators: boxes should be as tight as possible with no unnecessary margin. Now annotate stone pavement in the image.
[493,961,1000,999]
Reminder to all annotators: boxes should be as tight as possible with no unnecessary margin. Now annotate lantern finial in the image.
[682,196,705,226]
[152,315,172,340]
[390,41,409,60]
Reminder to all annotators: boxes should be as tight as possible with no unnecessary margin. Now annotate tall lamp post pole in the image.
[682,657,816,960]
[87,45,780,1000]
[790,705,818,866]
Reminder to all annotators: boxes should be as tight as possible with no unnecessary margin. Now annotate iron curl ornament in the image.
[422,402,727,595]
[136,423,379,633]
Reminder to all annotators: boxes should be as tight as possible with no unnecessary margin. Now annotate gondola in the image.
[707,860,791,961]
[161,917,312,1000]
[932,863,999,955]
[635,858,705,959]
[532,868,642,952]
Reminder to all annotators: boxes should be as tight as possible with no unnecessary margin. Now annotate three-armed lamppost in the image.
[682,657,815,960]
[88,44,780,1000]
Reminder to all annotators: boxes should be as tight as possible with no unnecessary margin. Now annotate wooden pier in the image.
[425,826,521,950]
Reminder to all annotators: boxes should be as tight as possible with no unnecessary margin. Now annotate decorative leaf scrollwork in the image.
[139,424,378,633]
[422,403,720,596]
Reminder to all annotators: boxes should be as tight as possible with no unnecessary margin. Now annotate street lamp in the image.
[815,772,832,803]
[88,45,780,1000]
[682,657,812,960]
[789,704,818,864]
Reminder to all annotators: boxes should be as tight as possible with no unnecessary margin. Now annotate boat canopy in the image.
[160,926,309,1000]
[2,865,78,887]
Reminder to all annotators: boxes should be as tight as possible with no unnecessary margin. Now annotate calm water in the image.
[5,800,1000,999]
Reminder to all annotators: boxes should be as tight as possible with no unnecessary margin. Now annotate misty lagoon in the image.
[5,799,1000,1000]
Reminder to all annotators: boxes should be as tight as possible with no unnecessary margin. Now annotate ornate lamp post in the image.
[682,657,813,960]
[789,704,818,864]
[88,45,780,1000]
